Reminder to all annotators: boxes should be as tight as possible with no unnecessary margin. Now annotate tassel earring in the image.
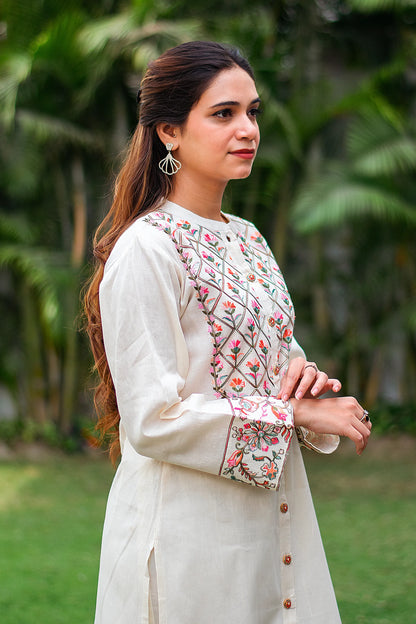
[158,143,181,175]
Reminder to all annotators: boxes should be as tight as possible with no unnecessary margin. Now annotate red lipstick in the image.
[230,149,255,160]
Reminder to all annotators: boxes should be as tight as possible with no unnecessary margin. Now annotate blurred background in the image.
[0,2,415,622]
[1,0,415,446]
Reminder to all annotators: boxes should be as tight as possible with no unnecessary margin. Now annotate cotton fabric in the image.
[94,201,342,624]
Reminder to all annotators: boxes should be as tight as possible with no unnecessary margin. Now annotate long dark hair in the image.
[84,41,254,462]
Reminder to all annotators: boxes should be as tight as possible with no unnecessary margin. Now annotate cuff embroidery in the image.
[219,397,294,490]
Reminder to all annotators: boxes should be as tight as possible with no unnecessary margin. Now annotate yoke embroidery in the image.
[144,209,295,489]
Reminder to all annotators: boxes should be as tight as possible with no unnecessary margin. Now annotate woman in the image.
[85,41,371,624]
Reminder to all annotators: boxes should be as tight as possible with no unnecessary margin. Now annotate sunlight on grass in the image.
[0,465,42,511]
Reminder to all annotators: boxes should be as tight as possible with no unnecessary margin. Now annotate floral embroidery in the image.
[144,209,296,489]
[145,210,294,392]
[230,377,245,393]
[219,397,293,489]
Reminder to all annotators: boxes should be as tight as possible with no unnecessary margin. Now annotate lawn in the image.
[0,436,415,624]
[0,450,114,624]
[303,436,416,624]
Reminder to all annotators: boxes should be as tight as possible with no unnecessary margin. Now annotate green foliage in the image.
[293,109,416,232]
[0,0,415,436]
[370,402,416,435]
[347,0,416,11]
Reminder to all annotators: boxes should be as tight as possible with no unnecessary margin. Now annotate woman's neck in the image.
[168,177,227,222]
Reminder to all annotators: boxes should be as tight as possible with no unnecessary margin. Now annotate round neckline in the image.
[162,200,232,229]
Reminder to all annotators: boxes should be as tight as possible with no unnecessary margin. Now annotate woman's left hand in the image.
[277,357,342,403]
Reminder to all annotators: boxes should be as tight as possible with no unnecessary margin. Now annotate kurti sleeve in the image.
[99,223,294,490]
[289,337,340,454]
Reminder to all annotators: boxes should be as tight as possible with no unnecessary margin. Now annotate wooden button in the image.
[247,273,255,282]
[283,554,292,565]
[268,317,275,326]
[280,503,288,513]
[283,599,292,609]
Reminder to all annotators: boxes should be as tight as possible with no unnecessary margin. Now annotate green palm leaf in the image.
[15,110,103,151]
[347,112,416,176]
[0,245,73,342]
[0,52,32,125]
[0,214,35,244]
[347,0,416,11]
[78,13,199,57]
[292,167,416,232]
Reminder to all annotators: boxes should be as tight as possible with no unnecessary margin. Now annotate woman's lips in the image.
[230,149,255,160]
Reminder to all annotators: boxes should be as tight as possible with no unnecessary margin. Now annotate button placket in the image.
[278,475,296,622]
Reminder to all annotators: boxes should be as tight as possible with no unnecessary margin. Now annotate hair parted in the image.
[84,41,254,463]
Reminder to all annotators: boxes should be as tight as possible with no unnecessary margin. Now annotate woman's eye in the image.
[213,108,233,119]
[249,107,263,118]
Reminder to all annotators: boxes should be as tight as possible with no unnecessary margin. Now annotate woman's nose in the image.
[235,115,258,141]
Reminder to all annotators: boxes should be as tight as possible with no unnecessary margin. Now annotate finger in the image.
[289,360,318,399]
[309,377,342,398]
[279,358,306,401]
[353,417,372,454]
[296,371,327,399]
[327,378,342,393]
[309,372,329,397]
[347,424,367,455]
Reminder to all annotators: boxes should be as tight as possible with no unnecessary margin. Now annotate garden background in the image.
[0,0,415,622]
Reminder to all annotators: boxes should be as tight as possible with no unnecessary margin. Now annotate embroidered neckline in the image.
[143,209,294,401]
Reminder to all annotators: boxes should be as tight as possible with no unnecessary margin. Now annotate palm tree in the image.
[291,108,416,403]
[0,0,198,438]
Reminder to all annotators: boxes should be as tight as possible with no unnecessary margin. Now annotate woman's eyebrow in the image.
[209,97,261,109]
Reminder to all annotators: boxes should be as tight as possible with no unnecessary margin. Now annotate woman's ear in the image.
[156,123,180,149]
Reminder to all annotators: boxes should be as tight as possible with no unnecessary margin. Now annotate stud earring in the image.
[158,143,181,175]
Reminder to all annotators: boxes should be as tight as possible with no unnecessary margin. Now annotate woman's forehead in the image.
[200,67,259,106]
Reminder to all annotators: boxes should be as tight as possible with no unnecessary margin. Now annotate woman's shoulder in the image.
[104,211,181,273]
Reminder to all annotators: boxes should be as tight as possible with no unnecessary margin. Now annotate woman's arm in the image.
[277,339,371,454]
[291,396,372,455]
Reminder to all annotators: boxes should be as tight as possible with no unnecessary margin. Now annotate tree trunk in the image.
[20,281,48,425]
[60,154,87,435]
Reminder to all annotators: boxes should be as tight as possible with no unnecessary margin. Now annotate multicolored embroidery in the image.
[144,210,294,396]
[220,397,293,489]
[144,209,296,489]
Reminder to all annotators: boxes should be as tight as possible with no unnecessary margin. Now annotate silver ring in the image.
[304,364,318,373]
[360,409,370,423]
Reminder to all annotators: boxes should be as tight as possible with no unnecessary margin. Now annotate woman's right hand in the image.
[290,396,372,455]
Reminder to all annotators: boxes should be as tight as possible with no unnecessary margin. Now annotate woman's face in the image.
[174,66,261,191]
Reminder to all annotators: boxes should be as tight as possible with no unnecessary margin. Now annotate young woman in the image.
[85,41,371,624]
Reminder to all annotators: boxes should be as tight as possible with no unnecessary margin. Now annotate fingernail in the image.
[282,394,289,402]
[295,391,302,400]
[311,388,317,396]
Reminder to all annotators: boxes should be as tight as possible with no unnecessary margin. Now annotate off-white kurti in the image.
[95,200,342,624]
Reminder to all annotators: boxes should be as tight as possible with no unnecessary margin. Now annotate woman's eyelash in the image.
[213,107,263,119]
[213,108,233,118]
[250,107,263,117]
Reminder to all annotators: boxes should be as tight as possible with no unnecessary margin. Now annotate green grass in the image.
[303,436,416,624]
[0,436,415,624]
[0,452,114,624]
